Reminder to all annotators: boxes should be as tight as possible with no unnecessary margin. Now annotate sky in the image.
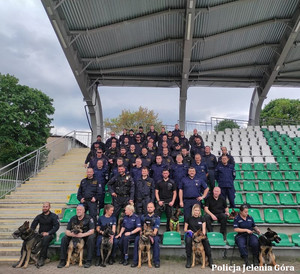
[0,0,299,136]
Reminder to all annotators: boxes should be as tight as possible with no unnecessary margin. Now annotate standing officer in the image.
[77,168,102,223]
[131,202,161,268]
[135,167,155,215]
[215,155,236,208]
[146,125,158,144]
[179,167,209,221]
[191,154,208,182]
[107,165,135,218]
[218,146,235,165]
[202,146,218,190]
[150,155,167,185]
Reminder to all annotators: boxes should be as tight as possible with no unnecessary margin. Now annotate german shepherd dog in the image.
[138,222,155,268]
[65,222,85,267]
[258,228,281,266]
[228,209,238,220]
[12,221,43,268]
[117,211,125,234]
[170,208,183,232]
[100,225,114,267]
[192,229,208,269]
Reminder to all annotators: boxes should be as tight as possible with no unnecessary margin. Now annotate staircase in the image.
[0,147,89,264]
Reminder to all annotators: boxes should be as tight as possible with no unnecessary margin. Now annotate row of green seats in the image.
[236,163,300,171]
[66,191,112,206]
[235,171,299,180]
[234,181,300,192]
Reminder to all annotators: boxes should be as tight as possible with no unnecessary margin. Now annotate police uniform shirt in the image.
[122,214,141,232]
[203,154,218,170]
[204,195,227,214]
[97,215,117,230]
[31,211,60,235]
[77,177,102,201]
[141,214,160,230]
[233,214,256,234]
[186,216,206,233]
[155,178,177,201]
[136,176,155,200]
[178,176,207,199]
[67,214,95,233]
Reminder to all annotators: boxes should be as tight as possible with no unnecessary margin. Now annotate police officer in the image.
[179,130,190,150]
[89,149,108,169]
[150,155,167,184]
[107,165,135,218]
[146,125,158,144]
[172,123,181,138]
[190,137,205,158]
[119,128,129,144]
[140,147,152,168]
[202,146,218,190]
[77,168,102,223]
[215,155,236,208]
[130,157,142,183]
[189,128,204,147]
[135,167,155,215]
[93,159,108,210]
[136,126,146,143]
[105,132,120,150]
[234,204,261,266]
[131,202,161,268]
[179,167,209,221]
[161,147,174,168]
[116,205,141,266]
[218,146,235,165]
[191,154,208,182]
[181,148,193,167]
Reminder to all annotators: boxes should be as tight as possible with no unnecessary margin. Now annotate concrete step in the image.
[0,203,65,208]
[0,247,20,256]
[0,256,19,264]
[0,240,22,247]
[0,232,18,239]
[6,194,70,199]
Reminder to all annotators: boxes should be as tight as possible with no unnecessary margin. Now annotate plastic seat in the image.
[283,209,300,224]
[104,192,112,204]
[235,164,241,171]
[276,156,287,163]
[258,181,272,192]
[253,163,265,171]
[263,193,279,205]
[283,150,293,157]
[235,172,242,180]
[284,171,298,180]
[297,193,300,204]
[234,181,242,191]
[49,233,57,245]
[246,193,262,205]
[241,163,253,171]
[257,171,270,180]
[54,232,65,245]
[278,163,291,171]
[273,181,288,192]
[288,181,300,191]
[61,208,76,223]
[234,193,244,205]
[288,156,298,163]
[291,233,300,246]
[99,208,104,216]
[243,181,257,191]
[279,193,297,205]
[264,209,283,223]
[266,163,278,171]
[291,163,300,171]
[226,232,237,246]
[248,208,263,223]
[271,171,283,180]
[272,150,282,157]
[273,233,295,247]
[160,212,167,223]
[66,193,80,205]
[207,232,226,246]
[243,171,256,180]
[162,231,181,245]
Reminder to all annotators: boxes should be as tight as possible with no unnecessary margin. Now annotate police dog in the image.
[192,229,208,268]
[138,222,155,268]
[170,208,183,232]
[117,211,125,234]
[258,228,281,267]
[65,222,85,267]
[12,221,43,268]
[100,225,114,267]
[228,208,238,220]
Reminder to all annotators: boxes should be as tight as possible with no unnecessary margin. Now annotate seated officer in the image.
[131,202,161,268]
[57,204,95,268]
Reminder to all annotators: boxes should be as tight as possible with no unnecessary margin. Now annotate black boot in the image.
[95,256,101,266]
[186,256,191,268]
[57,260,66,268]
[243,256,250,267]
[208,256,213,268]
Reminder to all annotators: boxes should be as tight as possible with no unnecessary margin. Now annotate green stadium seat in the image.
[162,231,181,245]
[49,233,57,245]
[241,163,253,171]
[226,232,237,246]
[235,172,242,180]
[283,209,300,224]
[243,171,256,180]
[246,193,262,205]
[272,150,282,157]
[257,171,270,180]
[105,184,108,191]
[61,208,76,223]
[291,233,300,246]
[258,181,272,192]
[289,181,300,192]
[288,156,298,163]
[279,193,296,205]
[66,193,80,205]
[271,171,283,180]
[284,171,298,180]
[263,193,279,205]
[264,209,283,223]
[291,163,300,171]
[207,232,226,246]
[297,193,300,204]
[54,232,65,245]
[160,212,167,223]
[283,150,293,157]
[278,163,291,171]
[273,233,295,247]
[248,208,263,223]
[235,164,241,171]
[294,149,300,157]
[104,192,112,204]
[234,193,244,205]
[243,181,257,191]
[234,181,242,191]
[253,163,265,171]
[99,208,104,216]
[276,156,287,163]
[266,163,278,171]
[273,181,288,192]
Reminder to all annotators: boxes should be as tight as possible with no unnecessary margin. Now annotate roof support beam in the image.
[248,6,300,126]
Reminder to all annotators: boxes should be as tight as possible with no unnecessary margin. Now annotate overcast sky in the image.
[0,0,299,135]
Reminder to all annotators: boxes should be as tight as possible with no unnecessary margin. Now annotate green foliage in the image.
[104,106,163,133]
[214,119,240,132]
[0,74,55,165]
[260,98,300,125]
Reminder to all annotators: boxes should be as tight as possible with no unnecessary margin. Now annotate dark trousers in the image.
[40,234,55,259]
[60,234,96,262]
[185,235,212,260]
[235,233,259,258]
[183,199,202,222]
[155,203,173,231]
[132,235,160,264]
[135,197,151,216]
[95,235,119,258]
[118,233,137,257]
[207,170,216,190]
[113,196,130,218]
[220,187,236,208]
[204,213,227,237]
[83,201,98,223]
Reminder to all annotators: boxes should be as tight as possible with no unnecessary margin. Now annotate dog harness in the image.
[170,219,179,230]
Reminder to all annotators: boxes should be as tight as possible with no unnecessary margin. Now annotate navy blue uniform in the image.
[133,214,160,265]
[105,137,120,150]
[203,153,218,189]
[162,155,174,168]
[218,153,235,165]
[128,151,138,167]
[140,154,152,168]
[94,166,108,209]
[215,163,236,208]
[119,134,129,144]
[182,154,193,167]
[150,163,166,184]
[234,214,259,259]
[179,136,190,150]
[147,130,158,143]
[130,166,142,183]
[135,141,145,155]
[135,176,155,215]
[89,155,108,169]
[191,161,208,182]
[190,145,205,158]
[189,134,204,146]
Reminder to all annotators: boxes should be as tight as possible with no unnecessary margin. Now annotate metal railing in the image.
[0,130,91,199]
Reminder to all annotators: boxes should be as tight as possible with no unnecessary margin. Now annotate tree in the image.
[260,98,300,125]
[104,107,163,134]
[0,74,55,165]
[214,119,240,132]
